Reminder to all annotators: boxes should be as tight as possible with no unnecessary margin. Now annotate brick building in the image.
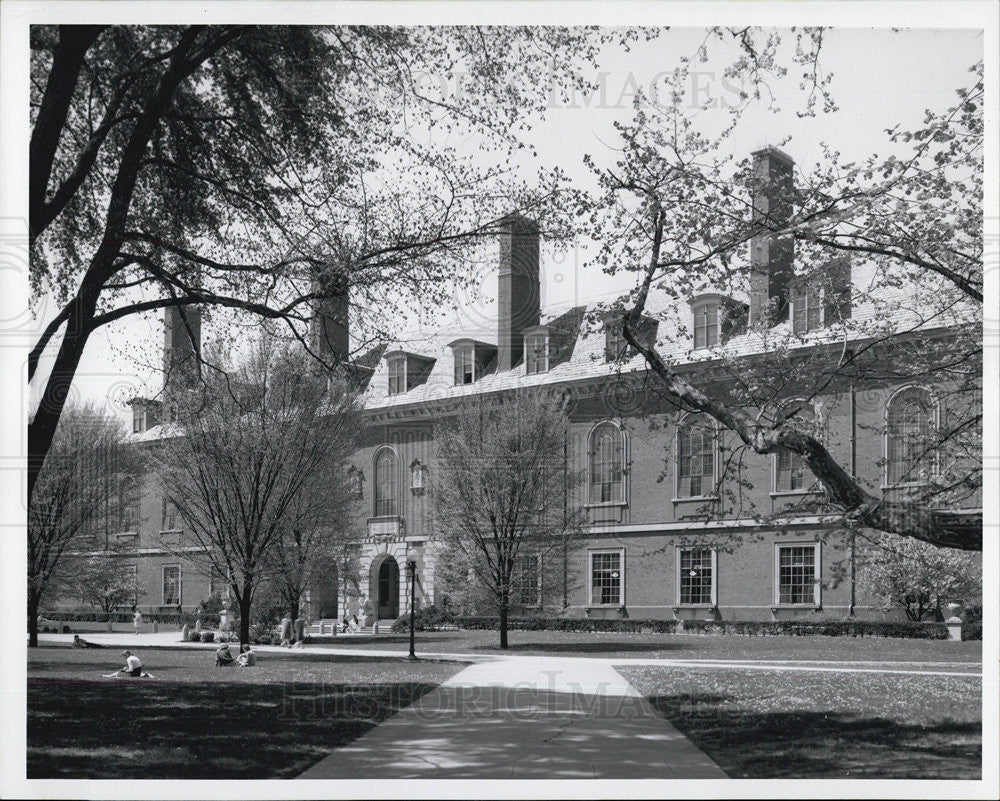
[58,147,981,626]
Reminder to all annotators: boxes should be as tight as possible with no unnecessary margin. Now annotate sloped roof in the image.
[359,261,976,413]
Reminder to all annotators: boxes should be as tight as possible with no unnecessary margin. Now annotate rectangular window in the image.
[792,286,823,334]
[209,566,227,596]
[677,424,715,498]
[128,565,139,607]
[512,553,542,608]
[678,548,715,605]
[161,497,179,532]
[589,549,623,606]
[775,448,806,491]
[454,347,474,385]
[776,544,818,605]
[693,304,719,349]
[388,359,405,396]
[162,565,181,606]
[132,409,145,434]
[525,334,548,374]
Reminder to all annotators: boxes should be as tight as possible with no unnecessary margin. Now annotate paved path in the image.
[297,657,727,779]
[34,631,980,779]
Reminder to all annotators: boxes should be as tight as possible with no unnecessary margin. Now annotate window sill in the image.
[585,604,625,610]
[772,604,822,610]
[674,604,717,610]
[769,489,819,497]
[881,482,930,490]
[672,495,719,503]
[585,501,628,509]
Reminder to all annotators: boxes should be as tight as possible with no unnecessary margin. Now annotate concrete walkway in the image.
[297,657,727,779]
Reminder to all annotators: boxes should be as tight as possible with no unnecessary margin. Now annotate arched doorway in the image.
[375,557,400,620]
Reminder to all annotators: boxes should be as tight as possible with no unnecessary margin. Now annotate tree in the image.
[27,24,632,505]
[149,338,363,645]
[857,533,981,621]
[578,31,982,549]
[266,407,362,630]
[61,544,143,614]
[433,391,584,648]
[28,403,138,646]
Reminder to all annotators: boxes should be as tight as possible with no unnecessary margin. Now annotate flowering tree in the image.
[857,534,981,620]
[579,30,982,549]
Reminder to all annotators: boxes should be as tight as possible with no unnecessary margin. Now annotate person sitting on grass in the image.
[215,643,235,666]
[73,635,106,649]
[237,644,256,667]
[103,650,154,678]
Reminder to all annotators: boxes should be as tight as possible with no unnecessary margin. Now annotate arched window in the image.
[676,414,717,498]
[373,447,399,516]
[589,422,624,504]
[886,387,937,485]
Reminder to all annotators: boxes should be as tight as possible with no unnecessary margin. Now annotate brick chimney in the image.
[312,266,350,364]
[749,147,795,326]
[163,305,201,390]
[497,214,540,372]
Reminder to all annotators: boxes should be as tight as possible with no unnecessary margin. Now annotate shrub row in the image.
[449,616,955,639]
[40,611,222,627]
[962,623,983,641]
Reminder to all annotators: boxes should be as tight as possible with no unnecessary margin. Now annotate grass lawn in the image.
[314,628,983,664]
[618,664,981,779]
[28,644,465,779]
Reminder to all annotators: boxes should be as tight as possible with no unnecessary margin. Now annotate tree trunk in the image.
[289,595,300,643]
[28,589,41,648]
[238,589,252,647]
[499,592,509,650]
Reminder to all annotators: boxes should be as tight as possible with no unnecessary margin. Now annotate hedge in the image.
[962,623,983,641]
[448,616,953,639]
[39,611,222,627]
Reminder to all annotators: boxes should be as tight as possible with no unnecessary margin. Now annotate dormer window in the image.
[387,356,405,396]
[791,284,822,335]
[132,408,146,434]
[692,300,720,350]
[454,346,474,385]
[525,332,549,374]
[605,323,627,362]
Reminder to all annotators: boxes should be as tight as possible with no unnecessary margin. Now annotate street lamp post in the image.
[406,560,418,661]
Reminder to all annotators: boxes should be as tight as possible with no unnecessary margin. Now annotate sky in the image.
[25,26,984,427]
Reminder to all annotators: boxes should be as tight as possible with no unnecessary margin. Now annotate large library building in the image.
[64,147,981,627]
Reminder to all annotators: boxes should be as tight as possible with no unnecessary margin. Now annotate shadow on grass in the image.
[647,693,982,779]
[28,678,439,779]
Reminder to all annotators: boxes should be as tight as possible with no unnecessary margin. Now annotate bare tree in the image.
[433,392,584,648]
[28,403,138,646]
[266,411,362,631]
[149,338,363,645]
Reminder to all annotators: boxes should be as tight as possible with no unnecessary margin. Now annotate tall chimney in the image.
[497,214,540,372]
[749,147,795,326]
[163,305,201,390]
[312,265,350,365]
